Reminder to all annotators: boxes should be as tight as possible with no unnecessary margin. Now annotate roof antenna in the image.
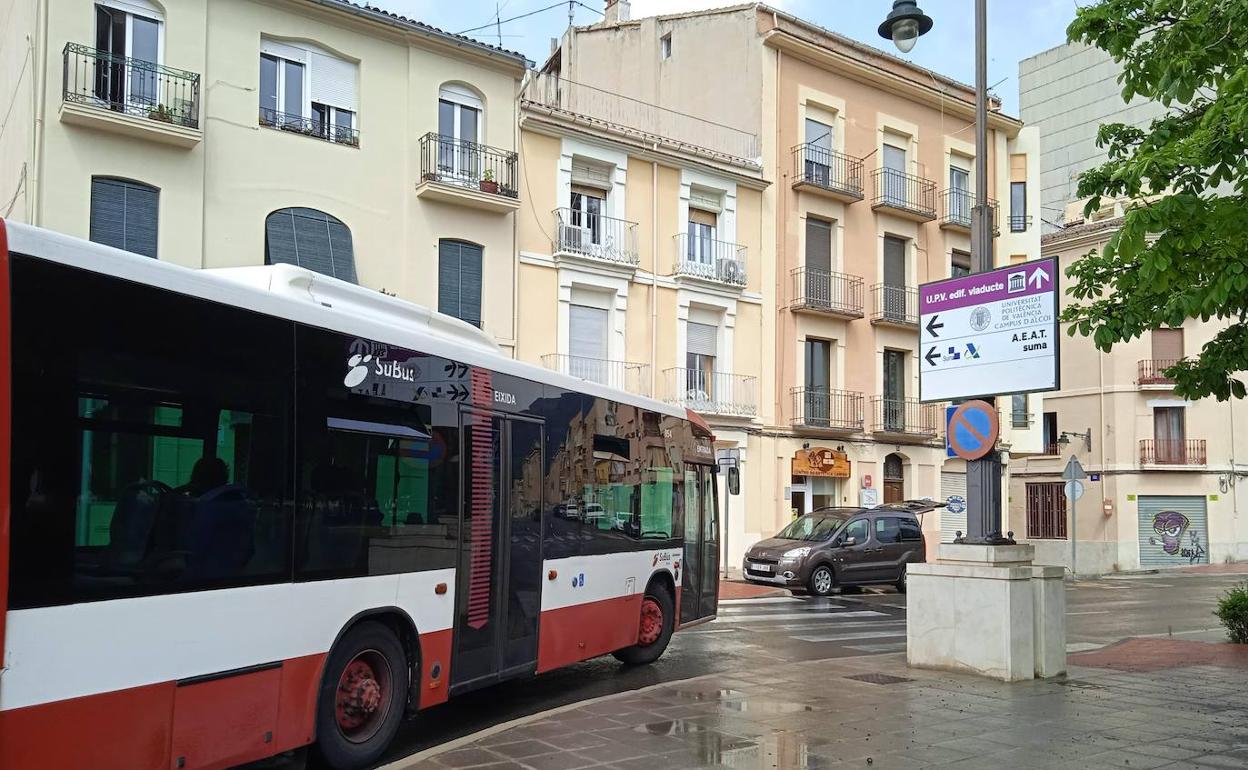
[496,1,503,47]
[568,0,575,28]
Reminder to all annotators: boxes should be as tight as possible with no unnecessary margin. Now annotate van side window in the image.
[875,517,902,544]
[899,518,923,542]
[842,518,869,543]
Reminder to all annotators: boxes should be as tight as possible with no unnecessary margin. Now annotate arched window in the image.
[90,177,159,258]
[438,239,482,328]
[264,207,357,283]
[438,83,482,143]
[883,453,905,504]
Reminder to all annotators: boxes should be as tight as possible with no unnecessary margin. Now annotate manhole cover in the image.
[844,672,912,685]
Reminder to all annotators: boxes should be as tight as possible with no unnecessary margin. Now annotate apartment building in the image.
[1007,216,1248,572]
[0,0,527,350]
[535,2,1043,566]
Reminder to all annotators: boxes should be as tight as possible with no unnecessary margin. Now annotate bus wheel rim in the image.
[638,597,663,645]
[335,649,391,742]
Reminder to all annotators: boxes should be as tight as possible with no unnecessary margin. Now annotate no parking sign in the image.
[946,400,999,461]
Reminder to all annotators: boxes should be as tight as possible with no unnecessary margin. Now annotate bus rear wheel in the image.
[315,621,407,770]
[612,584,675,666]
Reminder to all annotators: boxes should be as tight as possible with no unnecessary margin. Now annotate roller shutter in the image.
[1137,495,1208,567]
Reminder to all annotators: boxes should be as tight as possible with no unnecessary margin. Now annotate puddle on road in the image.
[674,729,833,769]
[669,687,814,715]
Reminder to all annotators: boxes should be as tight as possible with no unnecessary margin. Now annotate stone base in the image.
[907,544,1067,681]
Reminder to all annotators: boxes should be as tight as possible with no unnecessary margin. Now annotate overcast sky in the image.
[371,0,1082,116]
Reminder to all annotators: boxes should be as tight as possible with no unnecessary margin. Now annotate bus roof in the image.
[4,220,688,421]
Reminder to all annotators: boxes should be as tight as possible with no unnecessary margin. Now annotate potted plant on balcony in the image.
[479,168,499,195]
[148,104,174,124]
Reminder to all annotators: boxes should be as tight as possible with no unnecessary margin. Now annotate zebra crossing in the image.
[686,594,909,656]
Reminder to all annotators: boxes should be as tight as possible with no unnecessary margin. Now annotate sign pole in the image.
[1070,490,1077,577]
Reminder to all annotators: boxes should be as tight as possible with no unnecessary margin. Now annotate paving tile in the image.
[516,752,601,770]
[490,741,564,760]
[436,748,509,768]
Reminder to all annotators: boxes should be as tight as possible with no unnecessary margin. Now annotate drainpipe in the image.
[775,47,785,425]
[31,0,49,225]
[651,156,658,397]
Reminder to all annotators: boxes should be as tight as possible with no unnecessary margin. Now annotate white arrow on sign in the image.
[1028,265,1050,289]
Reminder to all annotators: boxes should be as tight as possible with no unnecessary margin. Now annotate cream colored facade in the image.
[1008,217,1248,573]
[0,0,527,351]
[534,3,1044,570]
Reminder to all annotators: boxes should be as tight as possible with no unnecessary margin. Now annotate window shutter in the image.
[1152,328,1183,360]
[687,321,717,357]
[309,51,358,111]
[90,178,158,258]
[438,240,482,328]
[688,188,722,213]
[571,158,611,190]
[265,208,356,283]
[805,218,831,271]
[569,305,607,360]
[689,208,717,227]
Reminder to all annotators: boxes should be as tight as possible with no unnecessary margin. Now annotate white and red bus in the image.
[0,220,721,770]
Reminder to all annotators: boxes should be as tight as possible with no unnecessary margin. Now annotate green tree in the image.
[1062,0,1248,400]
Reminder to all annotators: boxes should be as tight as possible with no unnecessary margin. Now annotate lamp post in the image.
[880,0,1011,544]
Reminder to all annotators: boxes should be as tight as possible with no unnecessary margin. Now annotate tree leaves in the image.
[1062,0,1248,401]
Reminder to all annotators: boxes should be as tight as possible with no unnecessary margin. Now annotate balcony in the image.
[1009,213,1033,233]
[791,388,864,433]
[1138,359,1179,388]
[60,43,201,147]
[939,190,999,235]
[672,234,747,288]
[1140,439,1206,467]
[870,284,918,327]
[542,354,650,398]
[790,144,864,203]
[790,268,864,318]
[665,368,757,418]
[552,209,639,269]
[872,397,939,440]
[521,73,760,168]
[416,133,519,213]
[260,109,359,147]
[871,168,937,222]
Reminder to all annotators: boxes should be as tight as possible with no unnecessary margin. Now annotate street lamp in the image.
[877,1,933,54]
[879,0,1007,544]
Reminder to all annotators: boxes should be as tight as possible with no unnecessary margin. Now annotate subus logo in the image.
[344,353,373,387]
[344,354,422,388]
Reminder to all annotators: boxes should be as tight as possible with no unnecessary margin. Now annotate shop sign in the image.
[792,447,850,478]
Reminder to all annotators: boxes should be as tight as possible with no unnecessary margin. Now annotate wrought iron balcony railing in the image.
[790,267,864,317]
[553,208,639,265]
[260,109,359,146]
[62,43,200,129]
[542,354,650,397]
[870,283,919,326]
[791,387,864,432]
[940,190,999,232]
[872,397,938,437]
[871,168,937,219]
[665,368,757,417]
[418,132,516,195]
[673,234,747,286]
[1140,439,1206,466]
[791,144,864,199]
[1009,213,1033,232]
[1138,359,1180,386]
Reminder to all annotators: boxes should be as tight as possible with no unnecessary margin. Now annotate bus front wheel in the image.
[612,584,675,666]
[315,621,408,770]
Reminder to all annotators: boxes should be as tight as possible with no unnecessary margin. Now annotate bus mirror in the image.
[727,467,740,496]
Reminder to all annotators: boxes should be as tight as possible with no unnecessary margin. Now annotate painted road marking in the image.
[845,642,907,653]
[791,630,906,643]
[712,610,888,624]
[716,597,805,605]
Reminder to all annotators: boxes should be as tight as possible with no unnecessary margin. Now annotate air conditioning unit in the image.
[559,224,593,254]
[717,257,744,284]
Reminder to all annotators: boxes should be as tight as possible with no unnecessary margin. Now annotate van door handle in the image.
[865,547,883,553]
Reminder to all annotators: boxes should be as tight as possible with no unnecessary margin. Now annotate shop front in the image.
[788,446,851,517]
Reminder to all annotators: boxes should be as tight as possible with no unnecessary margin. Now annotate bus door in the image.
[680,463,720,624]
[451,411,544,692]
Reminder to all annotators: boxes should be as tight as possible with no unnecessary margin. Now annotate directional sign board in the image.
[918,257,1060,403]
[946,400,1000,461]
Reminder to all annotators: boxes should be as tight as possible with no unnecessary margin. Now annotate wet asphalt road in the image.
[261,571,1244,769]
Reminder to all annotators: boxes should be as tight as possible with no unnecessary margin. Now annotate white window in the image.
[949,163,970,224]
[259,40,358,145]
[660,33,672,60]
[94,1,163,111]
[437,83,482,179]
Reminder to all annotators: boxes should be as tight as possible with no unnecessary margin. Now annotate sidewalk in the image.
[718,580,790,600]
[391,638,1248,770]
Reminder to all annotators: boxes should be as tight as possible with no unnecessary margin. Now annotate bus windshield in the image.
[776,513,847,541]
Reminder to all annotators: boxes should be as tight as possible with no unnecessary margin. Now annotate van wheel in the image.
[896,568,908,593]
[808,565,835,597]
[314,621,407,770]
[613,584,675,665]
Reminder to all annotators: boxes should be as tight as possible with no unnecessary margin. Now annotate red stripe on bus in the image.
[535,593,643,673]
[0,218,9,670]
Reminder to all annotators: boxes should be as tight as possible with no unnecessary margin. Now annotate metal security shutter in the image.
[90,178,159,258]
[569,305,607,360]
[687,322,717,356]
[1138,495,1209,567]
[265,208,357,283]
[805,218,831,271]
[940,471,967,543]
[883,236,906,287]
[438,239,483,328]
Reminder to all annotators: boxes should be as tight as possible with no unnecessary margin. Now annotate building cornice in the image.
[762,29,1023,136]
